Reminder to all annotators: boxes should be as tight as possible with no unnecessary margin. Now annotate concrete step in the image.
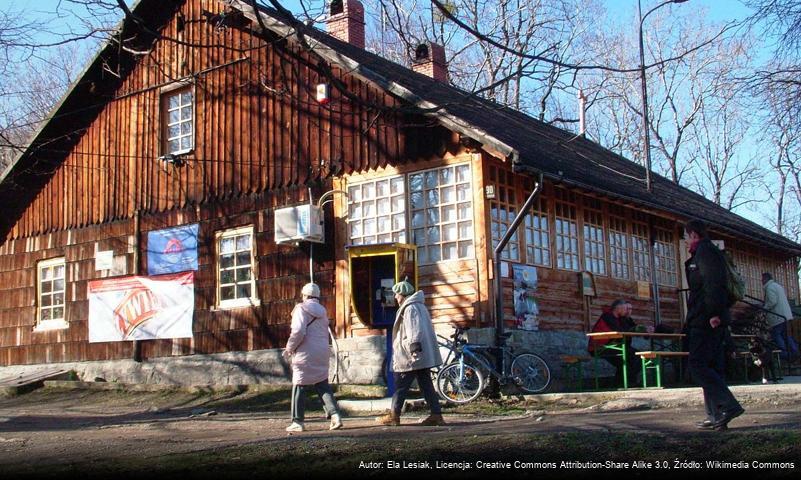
[0,369,72,397]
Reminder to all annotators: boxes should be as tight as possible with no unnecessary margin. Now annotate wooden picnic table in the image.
[586,331,686,389]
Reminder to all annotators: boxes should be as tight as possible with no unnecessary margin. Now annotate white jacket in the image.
[391,290,442,373]
[763,280,794,328]
[285,299,331,385]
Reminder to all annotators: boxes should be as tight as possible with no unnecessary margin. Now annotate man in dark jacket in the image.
[684,219,744,430]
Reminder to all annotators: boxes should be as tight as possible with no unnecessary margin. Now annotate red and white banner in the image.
[88,272,195,342]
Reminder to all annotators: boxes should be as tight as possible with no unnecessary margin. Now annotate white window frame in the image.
[35,257,68,331]
[524,197,551,267]
[162,84,195,155]
[409,163,474,265]
[346,175,407,245]
[583,208,607,276]
[216,226,259,309]
[654,228,677,286]
[608,216,630,280]
[554,200,580,271]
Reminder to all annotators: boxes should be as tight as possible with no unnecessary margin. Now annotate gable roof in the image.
[1,0,799,256]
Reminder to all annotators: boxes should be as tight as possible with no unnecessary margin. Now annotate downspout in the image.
[648,219,661,327]
[132,209,143,363]
[493,173,543,347]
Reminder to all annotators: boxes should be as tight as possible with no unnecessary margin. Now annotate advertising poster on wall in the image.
[88,272,195,342]
[512,264,539,331]
[147,224,199,275]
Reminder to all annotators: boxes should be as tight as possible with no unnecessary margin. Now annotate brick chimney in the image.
[412,42,448,82]
[325,0,365,49]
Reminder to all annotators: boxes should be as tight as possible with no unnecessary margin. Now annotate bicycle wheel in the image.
[436,362,485,404]
[510,353,551,393]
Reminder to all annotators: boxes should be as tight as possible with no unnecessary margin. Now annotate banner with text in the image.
[88,272,194,342]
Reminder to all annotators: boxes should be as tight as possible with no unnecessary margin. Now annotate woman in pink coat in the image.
[283,283,342,432]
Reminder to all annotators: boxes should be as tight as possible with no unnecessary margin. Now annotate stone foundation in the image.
[0,329,617,388]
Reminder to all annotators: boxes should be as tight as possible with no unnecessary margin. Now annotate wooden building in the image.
[0,0,798,383]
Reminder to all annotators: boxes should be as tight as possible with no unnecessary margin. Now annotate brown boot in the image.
[375,410,400,426]
[419,414,446,426]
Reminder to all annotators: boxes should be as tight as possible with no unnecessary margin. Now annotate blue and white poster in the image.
[147,224,199,275]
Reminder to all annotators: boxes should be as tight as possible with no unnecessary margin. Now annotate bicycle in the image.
[436,326,552,403]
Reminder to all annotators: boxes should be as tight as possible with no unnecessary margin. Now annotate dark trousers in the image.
[391,368,441,416]
[291,380,340,423]
[689,327,741,420]
[770,322,800,361]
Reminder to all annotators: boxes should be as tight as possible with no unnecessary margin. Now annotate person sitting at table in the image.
[588,299,642,386]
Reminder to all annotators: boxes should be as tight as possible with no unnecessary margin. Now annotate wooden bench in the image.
[560,355,592,392]
[635,351,689,388]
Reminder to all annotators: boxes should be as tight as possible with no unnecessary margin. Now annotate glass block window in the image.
[38,258,66,325]
[410,164,473,264]
[631,219,651,282]
[217,226,257,307]
[583,204,606,275]
[347,176,406,245]
[654,228,677,286]
[162,87,194,154]
[554,189,579,271]
[524,196,551,267]
[489,166,520,261]
[608,215,630,280]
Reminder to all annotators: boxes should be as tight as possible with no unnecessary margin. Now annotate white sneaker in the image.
[330,413,343,430]
[285,422,304,432]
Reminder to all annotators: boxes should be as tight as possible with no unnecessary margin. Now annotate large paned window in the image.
[583,200,606,275]
[631,215,651,282]
[489,166,520,261]
[37,257,66,329]
[162,86,194,155]
[216,226,257,308]
[347,176,406,245]
[410,164,473,264]
[608,215,630,280]
[554,189,579,271]
[524,196,551,267]
[654,228,677,286]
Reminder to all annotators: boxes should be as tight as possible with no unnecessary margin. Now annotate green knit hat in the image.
[392,277,415,296]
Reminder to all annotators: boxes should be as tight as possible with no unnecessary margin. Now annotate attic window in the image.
[161,86,194,155]
[330,0,344,15]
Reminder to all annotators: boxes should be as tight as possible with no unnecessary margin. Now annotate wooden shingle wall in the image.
[0,187,335,366]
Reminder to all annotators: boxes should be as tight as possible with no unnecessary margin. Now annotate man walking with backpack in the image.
[684,219,744,431]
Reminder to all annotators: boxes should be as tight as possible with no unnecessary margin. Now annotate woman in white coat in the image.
[283,283,342,432]
[376,278,444,426]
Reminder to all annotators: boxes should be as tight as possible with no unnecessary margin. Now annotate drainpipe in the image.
[493,173,543,347]
[648,219,661,327]
[132,210,143,363]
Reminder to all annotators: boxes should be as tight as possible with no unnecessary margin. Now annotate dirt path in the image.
[0,388,799,477]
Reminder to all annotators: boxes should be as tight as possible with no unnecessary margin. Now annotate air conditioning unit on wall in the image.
[274,204,324,244]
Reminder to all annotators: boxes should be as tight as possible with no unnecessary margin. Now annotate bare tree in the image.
[753,82,801,242]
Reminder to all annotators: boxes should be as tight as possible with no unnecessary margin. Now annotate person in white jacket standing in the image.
[283,283,342,432]
[376,278,444,427]
[762,273,800,364]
